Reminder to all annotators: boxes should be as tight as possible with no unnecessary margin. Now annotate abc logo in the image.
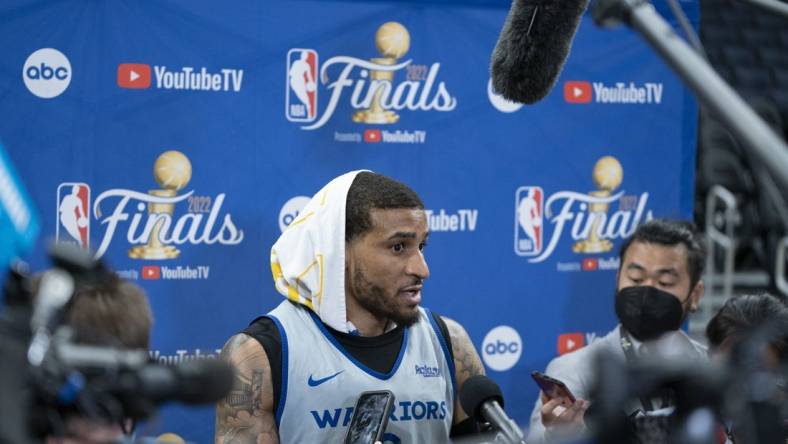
[481,325,522,372]
[278,196,311,232]
[23,48,71,98]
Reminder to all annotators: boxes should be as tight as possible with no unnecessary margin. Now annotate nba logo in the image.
[514,186,544,256]
[286,49,318,122]
[56,183,90,249]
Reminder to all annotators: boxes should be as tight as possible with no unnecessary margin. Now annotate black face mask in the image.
[615,286,688,341]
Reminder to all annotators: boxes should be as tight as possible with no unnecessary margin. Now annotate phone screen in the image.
[531,371,576,403]
[344,391,395,444]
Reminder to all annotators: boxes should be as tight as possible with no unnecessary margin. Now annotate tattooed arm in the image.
[215,334,278,444]
[443,317,485,424]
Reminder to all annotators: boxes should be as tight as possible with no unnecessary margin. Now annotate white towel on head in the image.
[270,170,368,333]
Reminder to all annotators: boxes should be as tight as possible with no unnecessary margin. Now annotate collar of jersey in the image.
[308,310,410,380]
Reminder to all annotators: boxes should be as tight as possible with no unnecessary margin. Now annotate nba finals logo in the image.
[514,186,543,256]
[56,183,90,249]
[68,150,245,259]
[515,156,653,263]
[286,49,318,122]
[286,21,457,130]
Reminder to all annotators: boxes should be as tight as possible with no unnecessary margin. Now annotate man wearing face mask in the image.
[527,219,707,442]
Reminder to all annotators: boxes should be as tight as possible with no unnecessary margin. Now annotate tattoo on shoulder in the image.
[215,334,278,444]
[225,370,263,413]
[220,334,253,359]
[444,318,485,381]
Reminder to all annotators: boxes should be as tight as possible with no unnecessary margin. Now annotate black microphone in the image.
[460,375,526,444]
[491,0,590,104]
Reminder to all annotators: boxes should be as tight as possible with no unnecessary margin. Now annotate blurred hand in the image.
[540,390,589,430]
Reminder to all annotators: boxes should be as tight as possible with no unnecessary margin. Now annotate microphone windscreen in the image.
[491,0,590,104]
[459,375,504,421]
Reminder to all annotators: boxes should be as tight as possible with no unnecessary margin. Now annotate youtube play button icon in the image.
[563,81,592,104]
[557,333,585,355]
[118,63,151,89]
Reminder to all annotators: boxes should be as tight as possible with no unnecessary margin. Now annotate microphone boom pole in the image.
[736,0,788,19]
[591,0,788,192]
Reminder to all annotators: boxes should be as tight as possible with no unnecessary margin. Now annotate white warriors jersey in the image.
[268,301,456,443]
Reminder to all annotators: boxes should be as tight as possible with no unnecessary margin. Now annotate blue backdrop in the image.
[1,0,698,442]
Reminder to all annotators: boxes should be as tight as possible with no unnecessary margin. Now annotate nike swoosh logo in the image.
[308,370,344,387]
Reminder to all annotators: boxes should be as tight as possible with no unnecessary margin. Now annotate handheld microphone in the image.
[491,0,590,104]
[460,375,526,444]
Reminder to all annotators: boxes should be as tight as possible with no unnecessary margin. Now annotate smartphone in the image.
[344,390,396,444]
[531,371,577,403]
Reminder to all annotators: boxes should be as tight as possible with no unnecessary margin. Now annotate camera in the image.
[0,244,233,443]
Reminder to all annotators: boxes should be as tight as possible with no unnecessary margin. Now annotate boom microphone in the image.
[491,0,590,104]
[460,375,526,444]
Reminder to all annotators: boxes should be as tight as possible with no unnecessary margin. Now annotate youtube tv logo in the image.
[142,265,161,280]
[564,81,592,104]
[118,63,151,89]
[582,258,599,271]
[363,129,382,143]
[557,333,585,355]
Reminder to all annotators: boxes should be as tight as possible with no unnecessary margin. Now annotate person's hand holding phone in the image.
[539,390,589,430]
[531,371,589,434]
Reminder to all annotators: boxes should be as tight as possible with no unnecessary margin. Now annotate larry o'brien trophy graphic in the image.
[572,155,623,254]
[352,21,410,124]
[128,150,192,259]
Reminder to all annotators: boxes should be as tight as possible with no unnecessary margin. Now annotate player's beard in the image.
[350,264,420,328]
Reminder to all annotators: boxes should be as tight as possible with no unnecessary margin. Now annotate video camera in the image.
[0,243,234,443]
[0,143,232,443]
[587,322,788,444]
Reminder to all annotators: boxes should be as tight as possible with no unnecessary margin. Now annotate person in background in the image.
[706,292,788,366]
[528,219,707,442]
[44,275,153,444]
